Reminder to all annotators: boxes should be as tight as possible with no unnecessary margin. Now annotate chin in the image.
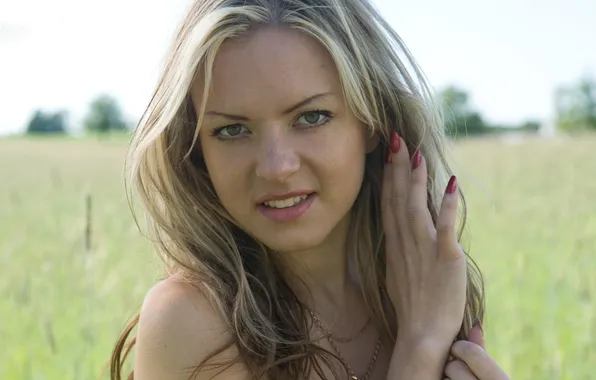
[253,225,331,254]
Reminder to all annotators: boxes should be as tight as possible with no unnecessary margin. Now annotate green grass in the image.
[1,135,595,379]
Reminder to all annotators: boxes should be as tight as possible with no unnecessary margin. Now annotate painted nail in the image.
[390,132,400,153]
[385,148,392,164]
[446,175,457,194]
[472,317,483,332]
[411,149,422,169]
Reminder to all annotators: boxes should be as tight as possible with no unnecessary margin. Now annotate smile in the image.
[257,193,316,222]
[263,195,309,209]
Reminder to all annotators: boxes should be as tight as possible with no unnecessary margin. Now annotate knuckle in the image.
[451,340,466,354]
[435,220,453,234]
[454,340,483,361]
[405,202,423,221]
[389,193,407,207]
[469,345,484,361]
[444,246,465,261]
[436,226,456,249]
[406,206,431,238]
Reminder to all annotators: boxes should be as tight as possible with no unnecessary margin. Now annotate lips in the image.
[256,193,317,222]
[255,190,314,205]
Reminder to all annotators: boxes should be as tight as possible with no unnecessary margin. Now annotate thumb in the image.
[467,321,486,350]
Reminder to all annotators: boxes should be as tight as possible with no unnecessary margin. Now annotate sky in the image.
[0,0,595,135]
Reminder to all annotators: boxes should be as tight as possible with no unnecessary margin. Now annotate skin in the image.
[444,324,510,380]
[196,26,376,301]
[196,26,387,376]
[133,26,509,380]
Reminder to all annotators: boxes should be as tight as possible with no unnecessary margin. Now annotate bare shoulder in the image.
[134,277,250,380]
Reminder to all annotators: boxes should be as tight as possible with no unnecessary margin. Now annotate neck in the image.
[281,215,359,314]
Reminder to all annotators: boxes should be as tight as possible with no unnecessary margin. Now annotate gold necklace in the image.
[309,310,382,380]
[307,309,372,343]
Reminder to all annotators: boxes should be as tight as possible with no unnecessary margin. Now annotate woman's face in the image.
[193,26,377,253]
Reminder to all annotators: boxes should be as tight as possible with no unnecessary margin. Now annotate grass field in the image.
[1,135,595,379]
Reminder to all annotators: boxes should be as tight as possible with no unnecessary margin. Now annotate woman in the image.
[110,0,510,379]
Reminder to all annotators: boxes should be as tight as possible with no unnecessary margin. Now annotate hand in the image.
[382,131,467,347]
[444,323,510,380]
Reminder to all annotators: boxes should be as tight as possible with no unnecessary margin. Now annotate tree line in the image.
[26,94,128,135]
[26,74,596,138]
[440,74,595,138]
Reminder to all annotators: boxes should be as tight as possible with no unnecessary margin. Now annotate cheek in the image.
[305,129,368,187]
[201,144,247,201]
[311,126,367,164]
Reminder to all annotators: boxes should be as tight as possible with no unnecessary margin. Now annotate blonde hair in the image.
[110,0,485,378]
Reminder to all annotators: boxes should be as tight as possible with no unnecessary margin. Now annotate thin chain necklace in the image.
[308,310,382,380]
[308,310,372,343]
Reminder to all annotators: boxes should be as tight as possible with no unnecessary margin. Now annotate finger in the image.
[388,132,412,231]
[444,359,477,380]
[467,322,486,350]
[436,175,462,260]
[381,143,396,237]
[406,148,437,243]
[451,341,509,380]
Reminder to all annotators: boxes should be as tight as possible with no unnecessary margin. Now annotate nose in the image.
[255,132,300,183]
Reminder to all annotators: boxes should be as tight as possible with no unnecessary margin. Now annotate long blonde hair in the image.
[110,0,485,378]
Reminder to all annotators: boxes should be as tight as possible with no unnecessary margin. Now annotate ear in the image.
[365,130,381,154]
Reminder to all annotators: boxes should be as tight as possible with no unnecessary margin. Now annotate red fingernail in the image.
[385,148,392,164]
[390,132,400,153]
[411,149,422,169]
[472,317,483,333]
[446,175,457,194]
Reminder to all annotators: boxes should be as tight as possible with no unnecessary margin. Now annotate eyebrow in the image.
[205,92,332,121]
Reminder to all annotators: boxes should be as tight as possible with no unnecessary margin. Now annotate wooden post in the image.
[84,193,94,346]
[85,194,91,253]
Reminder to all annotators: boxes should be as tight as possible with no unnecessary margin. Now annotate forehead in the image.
[197,27,343,112]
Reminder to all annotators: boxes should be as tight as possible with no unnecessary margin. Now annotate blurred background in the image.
[1,0,595,379]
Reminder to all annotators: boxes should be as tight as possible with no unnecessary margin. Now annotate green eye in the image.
[223,125,243,136]
[296,110,332,127]
[214,124,250,139]
[303,111,321,124]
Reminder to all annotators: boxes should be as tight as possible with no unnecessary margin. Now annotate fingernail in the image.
[385,148,392,164]
[390,132,400,153]
[472,317,483,332]
[411,149,422,169]
[446,175,457,194]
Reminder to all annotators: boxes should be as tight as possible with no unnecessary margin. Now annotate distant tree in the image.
[84,94,128,133]
[439,86,488,138]
[555,75,596,131]
[518,120,541,132]
[26,110,67,134]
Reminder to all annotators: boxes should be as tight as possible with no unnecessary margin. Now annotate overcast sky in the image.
[1,0,595,135]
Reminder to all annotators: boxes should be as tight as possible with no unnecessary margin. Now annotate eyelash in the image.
[210,109,334,140]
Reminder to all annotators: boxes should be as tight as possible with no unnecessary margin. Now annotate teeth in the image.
[264,195,308,209]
